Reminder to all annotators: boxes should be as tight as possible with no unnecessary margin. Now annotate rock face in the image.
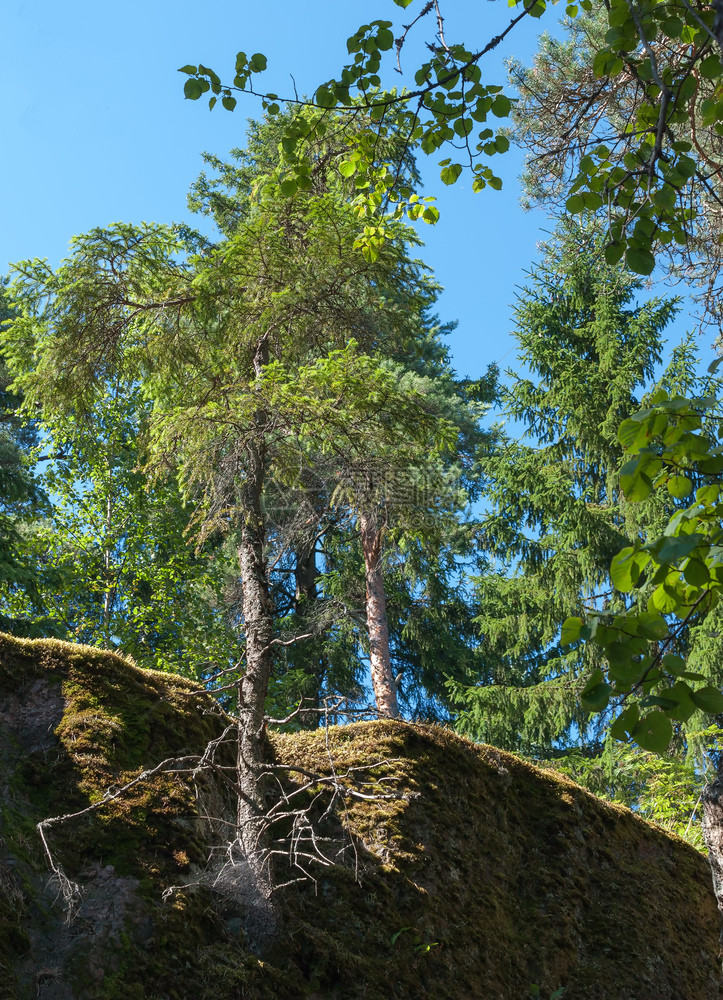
[1,632,721,1000]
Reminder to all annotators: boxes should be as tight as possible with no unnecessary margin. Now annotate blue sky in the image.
[1,0,706,382]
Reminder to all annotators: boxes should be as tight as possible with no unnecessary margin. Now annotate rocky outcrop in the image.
[1,632,721,999]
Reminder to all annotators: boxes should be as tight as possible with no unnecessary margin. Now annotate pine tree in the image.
[2,108,479,933]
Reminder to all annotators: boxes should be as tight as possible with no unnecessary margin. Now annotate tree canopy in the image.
[178,0,723,281]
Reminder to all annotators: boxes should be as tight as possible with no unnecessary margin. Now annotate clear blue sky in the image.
[1,0,704,381]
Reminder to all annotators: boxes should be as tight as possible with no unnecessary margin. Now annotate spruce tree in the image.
[450,221,685,752]
[185,112,496,722]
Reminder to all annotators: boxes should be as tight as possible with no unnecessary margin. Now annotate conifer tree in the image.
[450,221,690,752]
[2,109,478,935]
[185,113,495,723]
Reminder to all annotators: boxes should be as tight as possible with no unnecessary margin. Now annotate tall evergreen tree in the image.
[450,221,700,752]
[185,112,496,723]
[2,108,481,932]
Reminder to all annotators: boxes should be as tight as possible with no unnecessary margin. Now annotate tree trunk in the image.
[230,335,278,951]
[359,510,399,718]
[702,772,723,938]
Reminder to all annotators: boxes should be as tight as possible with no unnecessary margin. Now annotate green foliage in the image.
[0,381,236,673]
[565,384,723,750]
[0,282,49,626]
[511,3,723,327]
[177,0,723,280]
[543,724,723,851]
[2,109,491,718]
[450,220,698,752]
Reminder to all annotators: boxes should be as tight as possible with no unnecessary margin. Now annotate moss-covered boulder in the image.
[1,632,721,999]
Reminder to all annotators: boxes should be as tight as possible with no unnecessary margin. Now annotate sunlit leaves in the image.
[440,163,462,186]
[176,0,723,270]
[610,546,650,592]
[573,385,723,751]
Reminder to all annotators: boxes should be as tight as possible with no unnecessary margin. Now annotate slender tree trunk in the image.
[359,510,399,718]
[231,334,278,950]
[702,771,723,938]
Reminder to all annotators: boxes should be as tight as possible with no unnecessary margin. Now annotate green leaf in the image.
[635,612,668,640]
[377,27,395,50]
[620,466,653,501]
[178,65,198,75]
[625,247,656,275]
[491,95,512,117]
[661,653,686,676]
[581,669,613,712]
[610,704,640,741]
[440,164,463,186]
[610,546,648,592]
[593,49,624,78]
[198,64,221,86]
[690,686,723,714]
[653,533,704,563]
[184,78,204,101]
[632,712,672,753]
[279,178,298,197]
[222,96,237,112]
[561,616,584,645]
[667,475,693,498]
[700,55,723,80]
[683,558,709,586]
[315,87,336,109]
[565,194,584,214]
[339,161,357,178]
[582,681,613,713]
[604,241,626,265]
[664,681,697,722]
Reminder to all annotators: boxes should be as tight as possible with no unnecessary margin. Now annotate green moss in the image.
[1,633,722,999]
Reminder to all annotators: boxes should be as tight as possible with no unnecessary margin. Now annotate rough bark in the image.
[702,774,723,938]
[232,334,278,950]
[359,510,399,718]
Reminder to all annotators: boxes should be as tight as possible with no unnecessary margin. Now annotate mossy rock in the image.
[1,632,721,999]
